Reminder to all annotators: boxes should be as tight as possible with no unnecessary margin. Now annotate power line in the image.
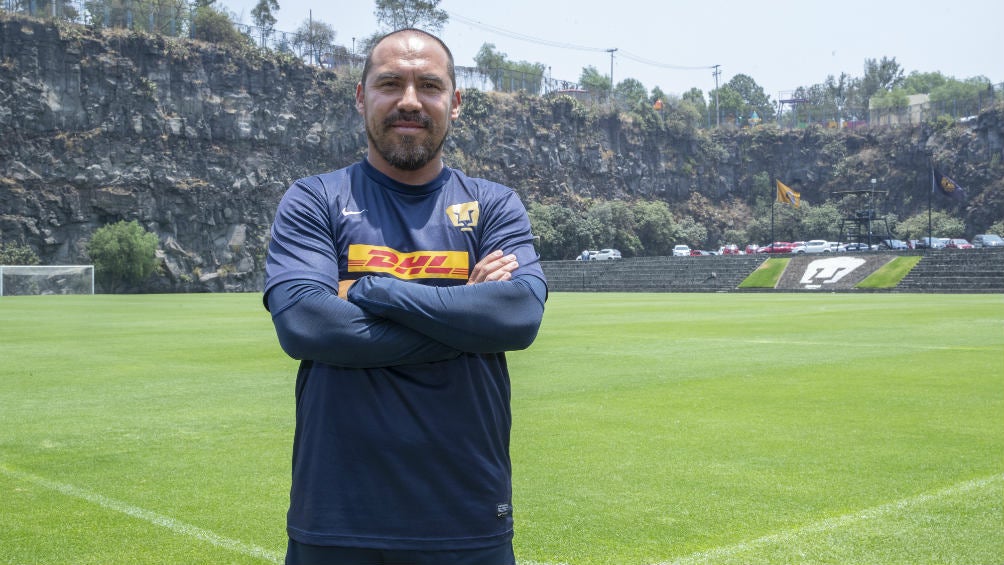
[618,50,715,71]
[448,10,714,72]
[447,11,609,53]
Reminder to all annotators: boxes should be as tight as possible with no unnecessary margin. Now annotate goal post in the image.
[0,265,95,296]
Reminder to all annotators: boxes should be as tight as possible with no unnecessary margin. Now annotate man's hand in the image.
[468,250,518,285]
[338,279,355,299]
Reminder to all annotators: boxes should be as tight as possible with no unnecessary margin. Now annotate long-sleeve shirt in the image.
[263,159,546,550]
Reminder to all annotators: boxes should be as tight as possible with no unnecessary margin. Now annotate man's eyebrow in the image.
[373,72,403,82]
[417,74,446,84]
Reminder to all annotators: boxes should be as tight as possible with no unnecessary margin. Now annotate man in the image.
[263,28,547,565]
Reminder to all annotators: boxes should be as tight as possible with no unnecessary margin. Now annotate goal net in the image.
[0,265,95,296]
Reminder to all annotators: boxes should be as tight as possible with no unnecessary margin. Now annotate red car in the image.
[758,242,796,253]
[719,244,741,255]
[946,238,973,249]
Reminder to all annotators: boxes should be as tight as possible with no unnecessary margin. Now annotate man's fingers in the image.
[469,250,518,284]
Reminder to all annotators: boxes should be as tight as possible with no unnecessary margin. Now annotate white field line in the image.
[658,473,1004,565]
[694,336,996,352]
[1,463,283,564]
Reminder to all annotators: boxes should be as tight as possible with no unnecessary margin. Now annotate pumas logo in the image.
[446,201,479,232]
[347,245,469,280]
[800,257,866,289]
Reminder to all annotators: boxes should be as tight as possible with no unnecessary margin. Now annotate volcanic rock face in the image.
[1,17,364,291]
[2,16,1001,291]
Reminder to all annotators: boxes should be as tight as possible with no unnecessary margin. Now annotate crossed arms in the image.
[266,251,546,368]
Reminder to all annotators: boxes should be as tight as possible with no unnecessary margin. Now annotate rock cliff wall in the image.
[2,16,1002,291]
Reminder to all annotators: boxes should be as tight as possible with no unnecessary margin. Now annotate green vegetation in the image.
[0,241,40,265]
[87,220,159,292]
[738,257,788,288]
[3,293,999,564]
[856,255,922,288]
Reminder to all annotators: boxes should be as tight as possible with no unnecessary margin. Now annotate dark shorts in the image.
[285,538,516,565]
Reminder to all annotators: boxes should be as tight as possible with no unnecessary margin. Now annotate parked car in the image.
[758,242,796,254]
[690,249,712,256]
[917,237,947,249]
[745,244,760,254]
[972,234,1004,248]
[576,249,598,261]
[946,238,973,249]
[838,242,873,252]
[878,239,909,250]
[593,248,622,260]
[718,244,741,255]
[792,239,832,254]
[672,244,691,257]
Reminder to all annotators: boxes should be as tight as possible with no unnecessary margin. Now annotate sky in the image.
[219,0,1003,101]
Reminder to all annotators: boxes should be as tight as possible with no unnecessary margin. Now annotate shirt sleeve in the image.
[267,279,462,368]
[346,273,546,353]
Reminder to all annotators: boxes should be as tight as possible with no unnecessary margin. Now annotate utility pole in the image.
[712,64,721,127]
[606,48,617,101]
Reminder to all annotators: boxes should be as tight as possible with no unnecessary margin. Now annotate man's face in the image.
[356,32,461,173]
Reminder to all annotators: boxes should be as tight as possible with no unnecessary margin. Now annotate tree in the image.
[87,220,159,293]
[84,0,187,35]
[710,84,743,125]
[16,0,79,21]
[988,220,1004,237]
[579,66,611,99]
[586,201,641,256]
[527,202,595,260]
[681,87,706,114]
[293,18,336,66]
[251,0,279,45]
[860,56,904,98]
[191,5,249,47]
[374,0,448,33]
[723,73,773,125]
[895,211,966,240]
[474,43,546,94]
[633,201,677,256]
[613,78,648,110]
[0,241,40,265]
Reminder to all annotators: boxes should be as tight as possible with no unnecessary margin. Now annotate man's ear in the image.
[355,82,365,115]
[450,89,461,120]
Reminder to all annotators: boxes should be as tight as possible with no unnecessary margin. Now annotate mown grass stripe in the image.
[0,463,283,564]
[659,474,1004,565]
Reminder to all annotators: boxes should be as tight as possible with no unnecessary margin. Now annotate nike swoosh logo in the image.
[341,207,366,216]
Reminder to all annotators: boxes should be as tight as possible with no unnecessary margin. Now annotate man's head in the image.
[356,29,461,180]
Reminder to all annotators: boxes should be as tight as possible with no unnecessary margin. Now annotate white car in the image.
[792,239,832,254]
[593,248,622,260]
[672,245,691,257]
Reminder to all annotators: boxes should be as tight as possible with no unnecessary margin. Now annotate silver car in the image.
[593,248,622,260]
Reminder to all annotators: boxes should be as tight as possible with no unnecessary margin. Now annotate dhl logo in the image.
[347,245,469,280]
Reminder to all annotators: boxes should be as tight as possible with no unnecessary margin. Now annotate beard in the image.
[366,110,450,171]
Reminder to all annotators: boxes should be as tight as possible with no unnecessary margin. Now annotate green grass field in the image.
[1,293,1001,565]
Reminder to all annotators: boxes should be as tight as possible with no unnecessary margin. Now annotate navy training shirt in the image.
[264,160,546,550]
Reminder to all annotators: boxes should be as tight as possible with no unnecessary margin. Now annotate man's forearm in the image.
[268,280,461,368]
[346,274,546,353]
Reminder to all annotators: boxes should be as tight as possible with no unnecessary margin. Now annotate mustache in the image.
[383,111,432,129]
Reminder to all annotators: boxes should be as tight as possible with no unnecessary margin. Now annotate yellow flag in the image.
[776,180,801,208]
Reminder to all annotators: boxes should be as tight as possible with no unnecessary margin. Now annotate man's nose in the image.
[398,84,422,111]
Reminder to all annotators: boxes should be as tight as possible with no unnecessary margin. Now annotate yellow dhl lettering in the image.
[347,245,469,280]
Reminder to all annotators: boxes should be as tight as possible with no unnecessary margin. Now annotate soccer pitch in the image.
[1,293,1001,564]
